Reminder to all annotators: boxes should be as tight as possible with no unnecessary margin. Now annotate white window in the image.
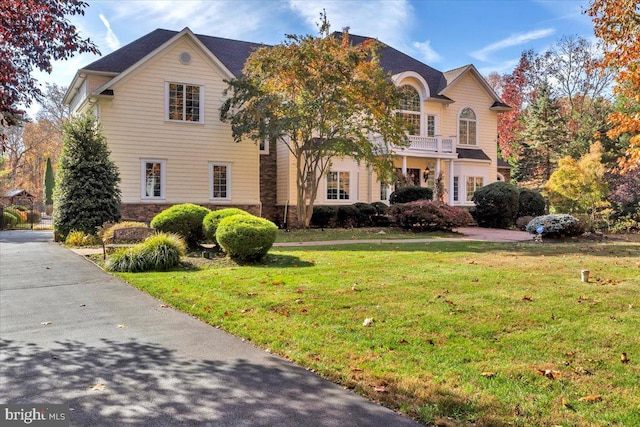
[397,85,421,135]
[210,163,231,200]
[380,181,388,201]
[466,176,483,201]
[327,171,350,200]
[259,138,269,154]
[166,82,203,123]
[459,108,477,145]
[141,160,165,199]
[426,115,436,138]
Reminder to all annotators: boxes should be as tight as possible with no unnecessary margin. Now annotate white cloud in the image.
[477,58,520,77]
[471,28,556,62]
[287,0,413,49]
[412,40,441,63]
[99,13,121,51]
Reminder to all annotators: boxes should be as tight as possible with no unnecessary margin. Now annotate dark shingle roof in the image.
[497,159,512,168]
[83,28,265,77]
[457,148,491,161]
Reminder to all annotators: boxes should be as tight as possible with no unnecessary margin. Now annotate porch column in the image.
[401,155,407,175]
[448,159,455,205]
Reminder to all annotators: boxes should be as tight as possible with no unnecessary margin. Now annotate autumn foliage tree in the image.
[587,0,640,172]
[221,14,407,227]
[0,0,98,125]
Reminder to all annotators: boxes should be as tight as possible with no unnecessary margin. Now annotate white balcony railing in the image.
[373,135,455,153]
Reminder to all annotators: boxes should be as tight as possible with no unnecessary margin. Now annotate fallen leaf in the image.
[88,383,105,391]
[117,324,126,328]
[573,366,592,375]
[79,304,86,307]
[272,280,284,286]
[561,397,568,407]
[481,372,496,378]
[538,369,561,379]
[363,318,373,327]
[621,352,629,364]
[523,295,533,301]
[373,385,387,392]
[203,306,211,312]
[247,292,258,297]
[40,321,52,326]
[172,288,179,293]
[399,338,409,344]
[159,304,168,308]
[578,395,602,403]
[224,311,233,317]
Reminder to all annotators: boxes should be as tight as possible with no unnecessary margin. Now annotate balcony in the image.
[373,135,456,156]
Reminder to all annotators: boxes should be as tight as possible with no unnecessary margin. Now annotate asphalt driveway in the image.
[0,230,418,426]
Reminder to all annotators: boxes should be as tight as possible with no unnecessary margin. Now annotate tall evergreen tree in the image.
[43,157,54,206]
[515,83,568,186]
[53,114,120,239]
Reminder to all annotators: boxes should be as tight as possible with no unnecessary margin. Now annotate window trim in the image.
[458,107,477,146]
[398,84,422,136]
[465,176,484,202]
[209,162,231,201]
[165,82,204,124]
[259,138,269,155]
[426,114,437,138]
[141,159,166,200]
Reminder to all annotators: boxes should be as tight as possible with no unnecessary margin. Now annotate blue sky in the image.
[31,0,596,117]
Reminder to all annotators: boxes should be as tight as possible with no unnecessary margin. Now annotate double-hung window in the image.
[142,160,165,199]
[426,115,436,138]
[210,163,230,200]
[327,171,350,200]
[466,176,483,201]
[167,83,202,122]
[459,108,477,145]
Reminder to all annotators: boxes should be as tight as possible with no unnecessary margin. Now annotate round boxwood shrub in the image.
[203,208,250,241]
[472,181,519,229]
[311,206,337,228]
[371,201,389,215]
[518,188,546,218]
[336,205,358,227]
[389,186,433,204]
[388,201,473,231]
[216,215,278,262]
[106,232,186,272]
[352,203,377,227]
[525,214,583,238]
[150,203,210,247]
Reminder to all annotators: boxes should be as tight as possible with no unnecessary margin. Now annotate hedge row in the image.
[311,202,389,228]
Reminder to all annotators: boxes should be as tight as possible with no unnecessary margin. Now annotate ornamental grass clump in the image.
[216,215,278,262]
[150,203,210,247]
[202,208,250,241]
[106,232,186,272]
[525,214,583,238]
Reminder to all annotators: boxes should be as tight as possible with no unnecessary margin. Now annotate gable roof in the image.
[66,28,508,110]
[440,64,511,111]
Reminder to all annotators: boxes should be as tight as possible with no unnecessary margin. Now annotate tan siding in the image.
[97,36,259,206]
[86,75,112,94]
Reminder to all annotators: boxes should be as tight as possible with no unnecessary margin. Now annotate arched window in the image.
[397,85,421,135]
[459,108,477,145]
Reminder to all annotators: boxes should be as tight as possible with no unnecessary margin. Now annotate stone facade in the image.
[121,203,261,223]
[259,139,279,223]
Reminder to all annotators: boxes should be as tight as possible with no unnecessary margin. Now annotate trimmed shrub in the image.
[525,214,583,238]
[65,230,100,247]
[472,181,519,229]
[150,203,210,247]
[389,186,433,204]
[2,211,18,229]
[5,207,24,224]
[516,216,534,231]
[311,206,337,228]
[517,188,546,218]
[216,215,278,262]
[371,201,389,215]
[12,205,28,212]
[336,205,358,227]
[26,211,41,224]
[106,232,186,272]
[203,208,250,241]
[352,203,377,227]
[99,221,150,241]
[388,201,473,231]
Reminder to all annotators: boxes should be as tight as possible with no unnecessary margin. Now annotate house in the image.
[3,189,35,206]
[63,27,510,225]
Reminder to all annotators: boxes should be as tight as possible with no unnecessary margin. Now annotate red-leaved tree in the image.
[0,0,99,125]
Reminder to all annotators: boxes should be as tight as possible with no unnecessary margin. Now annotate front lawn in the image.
[275,227,458,243]
[115,239,640,426]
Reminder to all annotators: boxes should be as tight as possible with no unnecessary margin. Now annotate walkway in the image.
[0,230,418,426]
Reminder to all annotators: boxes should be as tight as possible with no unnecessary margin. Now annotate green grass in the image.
[114,239,640,426]
[275,227,458,243]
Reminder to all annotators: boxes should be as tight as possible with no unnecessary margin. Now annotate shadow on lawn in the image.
[0,338,418,426]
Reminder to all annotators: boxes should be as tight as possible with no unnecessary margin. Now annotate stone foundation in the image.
[120,203,262,223]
